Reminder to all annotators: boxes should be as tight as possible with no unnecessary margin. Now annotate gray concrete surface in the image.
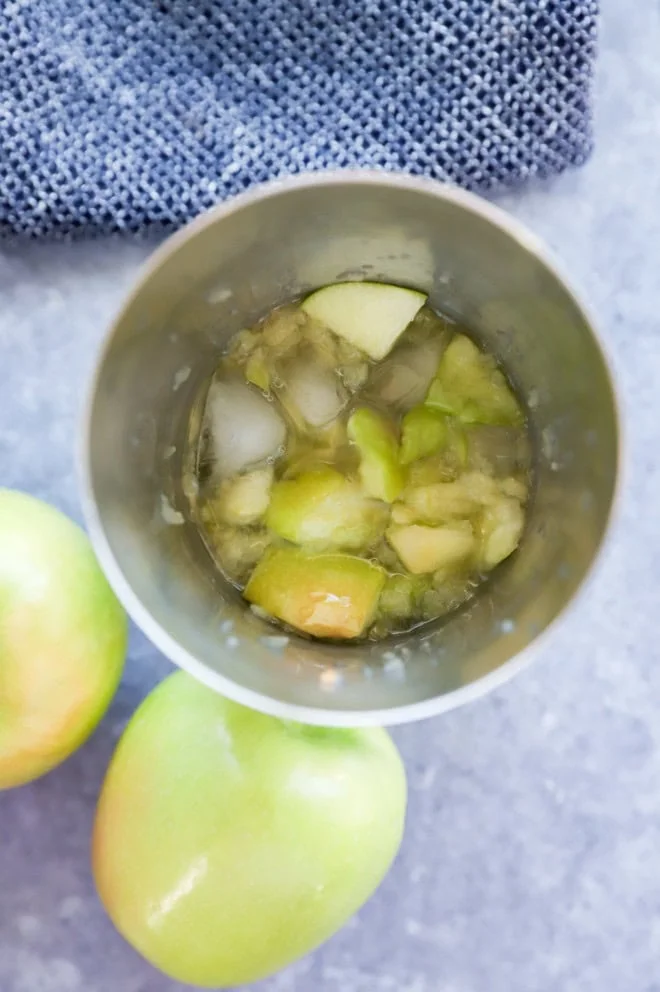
[1,1,659,989]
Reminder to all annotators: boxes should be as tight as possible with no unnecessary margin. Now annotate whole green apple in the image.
[0,490,127,788]
[93,671,407,987]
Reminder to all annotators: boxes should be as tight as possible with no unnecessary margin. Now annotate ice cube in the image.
[205,380,286,478]
[283,362,347,428]
[368,335,449,411]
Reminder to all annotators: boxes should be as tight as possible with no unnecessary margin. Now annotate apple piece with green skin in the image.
[400,405,448,465]
[301,282,427,361]
[245,546,385,638]
[378,573,429,620]
[348,408,404,503]
[0,490,127,789]
[93,671,407,988]
[425,333,524,426]
[266,467,387,551]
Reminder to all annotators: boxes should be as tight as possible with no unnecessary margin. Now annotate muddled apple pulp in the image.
[190,282,532,642]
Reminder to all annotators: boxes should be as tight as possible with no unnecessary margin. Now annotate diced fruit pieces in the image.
[390,502,416,525]
[403,424,468,487]
[265,468,387,551]
[425,334,524,426]
[213,467,274,526]
[302,282,427,361]
[197,286,531,642]
[420,575,476,620]
[227,328,260,364]
[245,548,385,639]
[379,574,428,619]
[402,471,527,525]
[405,455,456,487]
[200,522,272,585]
[403,480,483,524]
[400,406,447,465]
[386,523,475,574]
[479,497,525,568]
[348,408,404,503]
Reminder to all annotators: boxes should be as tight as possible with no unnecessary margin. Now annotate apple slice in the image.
[265,468,387,551]
[245,547,386,639]
[425,334,524,426]
[386,523,475,574]
[348,408,404,503]
[301,282,427,361]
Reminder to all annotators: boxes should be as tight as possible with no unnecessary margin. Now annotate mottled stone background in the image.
[1,1,659,989]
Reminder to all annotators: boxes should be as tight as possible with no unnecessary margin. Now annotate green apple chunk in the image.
[405,454,457,487]
[266,468,387,551]
[425,333,524,426]
[93,671,406,987]
[301,282,427,360]
[245,546,386,639]
[479,496,525,568]
[348,408,404,503]
[212,466,274,526]
[378,573,429,620]
[403,471,497,523]
[404,480,483,523]
[199,516,272,586]
[403,471,527,526]
[400,405,448,465]
[0,490,127,789]
[386,522,475,574]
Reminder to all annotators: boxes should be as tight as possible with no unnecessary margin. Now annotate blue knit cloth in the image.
[1,0,597,239]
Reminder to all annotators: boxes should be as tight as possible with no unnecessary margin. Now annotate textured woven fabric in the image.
[1,0,597,239]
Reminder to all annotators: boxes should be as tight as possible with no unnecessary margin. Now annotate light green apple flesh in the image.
[403,480,483,523]
[386,522,475,574]
[93,672,407,987]
[0,490,127,789]
[479,496,526,568]
[301,282,427,360]
[213,466,274,526]
[400,405,448,465]
[265,468,387,551]
[245,546,385,638]
[378,573,429,619]
[425,333,524,426]
[348,407,404,503]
